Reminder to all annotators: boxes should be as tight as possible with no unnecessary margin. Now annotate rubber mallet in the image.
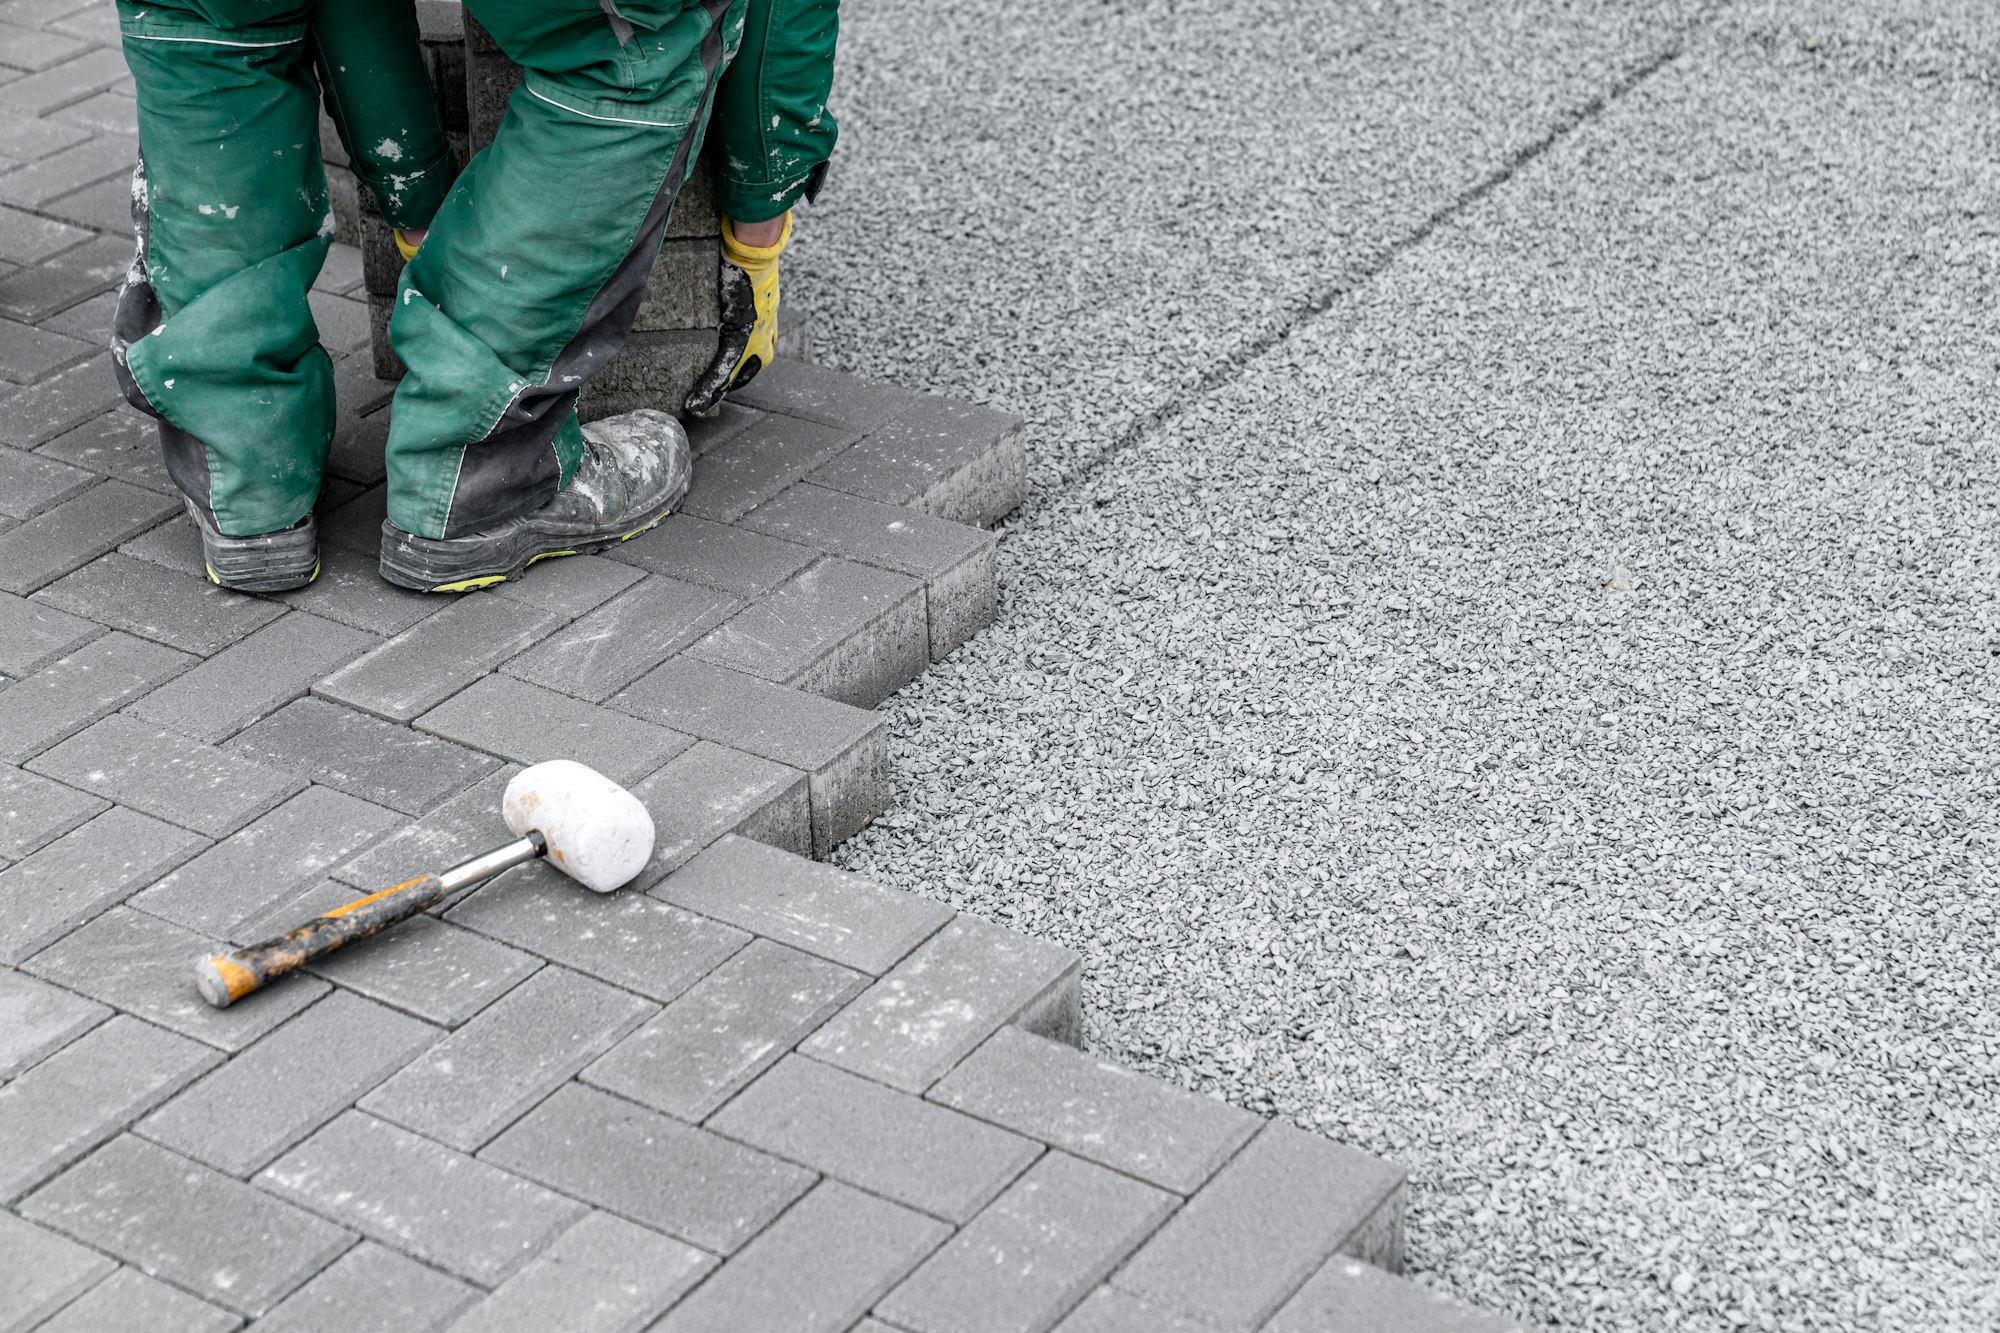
[193,760,654,1008]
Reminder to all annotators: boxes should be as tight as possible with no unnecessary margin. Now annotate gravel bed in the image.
[797,5,1998,1330]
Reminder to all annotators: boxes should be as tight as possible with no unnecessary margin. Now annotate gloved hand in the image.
[684,213,791,415]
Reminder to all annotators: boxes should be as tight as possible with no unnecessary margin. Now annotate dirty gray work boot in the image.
[377,409,692,593]
[186,499,320,593]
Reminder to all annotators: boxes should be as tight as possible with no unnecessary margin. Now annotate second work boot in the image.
[377,408,692,593]
[186,499,321,593]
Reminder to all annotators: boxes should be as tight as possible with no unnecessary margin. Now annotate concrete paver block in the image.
[1264,1256,1521,1333]
[30,1266,243,1333]
[657,836,949,974]
[650,1180,948,1333]
[584,937,864,1122]
[487,551,642,614]
[24,907,330,1053]
[502,574,739,703]
[315,595,560,722]
[0,479,174,593]
[40,407,173,495]
[680,412,859,523]
[0,630,191,764]
[688,555,928,708]
[129,785,402,939]
[137,991,439,1177]
[629,739,811,884]
[225,697,500,816]
[127,612,380,744]
[259,1111,581,1288]
[0,1212,116,1333]
[443,1210,714,1333]
[1049,1287,1216,1333]
[360,964,654,1152]
[331,764,519,890]
[741,483,999,660]
[34,551,283,655]
[0,805,206,963]
[481,1082,814,1255]
[307,909,543,1027]
[0,1014,217,1202]
[608,512,816,598]
[877,1152,1177,1333]
[0,965,107,1079]
[928,1027,1258,1196]
[709,1055,1041,1224]
[681,401,761,456]
[0,760,104,859]
[726,360,923,434]
[23,1134,355,1317]
[1109,1122,1408,1330]
[0,440,93,515]
[416,673,694,781]
[275,556,443,637]
[613,660,887,855]
[28,714,306,837]
[448,866,745,1000]
[810,396,1026,530]
[251,1242,477,1333]
[804,916,1079,1094]
[0,588,98,677]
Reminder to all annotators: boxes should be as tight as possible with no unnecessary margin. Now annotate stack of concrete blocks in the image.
[337,0,745,420]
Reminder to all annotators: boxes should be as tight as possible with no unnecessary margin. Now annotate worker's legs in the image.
[113,0,334,561]
[381,0,741,548]
[311,0,457,230]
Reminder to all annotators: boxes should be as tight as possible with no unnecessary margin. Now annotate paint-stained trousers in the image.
[114,0,838,542]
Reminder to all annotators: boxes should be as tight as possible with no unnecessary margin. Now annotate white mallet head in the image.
[503,760,655,893]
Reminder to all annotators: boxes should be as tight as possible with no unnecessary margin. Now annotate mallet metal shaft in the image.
[193,831,547,1009]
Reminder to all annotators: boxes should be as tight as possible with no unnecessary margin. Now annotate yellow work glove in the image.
[684,213,790,415]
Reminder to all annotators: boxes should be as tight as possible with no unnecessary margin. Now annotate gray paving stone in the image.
[0,965,106,1079]
[740,483,998,660]
[126,612,380,744]
[307,288,369,354]
[0,478,176,592]
[320,479,389,554]
[1049,1288,1215,1333]
[0,1212,115,1333]
[709,1055,1040,1223]
[1109,1123,1409,1331]
[727,360,923,434]
[0,1014,217,1201]
[330,764,519,889]
[877,1152,1177,1333]
[260,1111,581,1286]
[804,917,1080,1094]
[650,1180,948,1333]
[0,438,92,512]
[0,228,126,307]
[1264,1256,1519,1333]
[31,1266,243,1333]
[681,400,762,456]
[583,938,864,1123]
[628,739,811,886]
[0,199,88,263]
[29,715,306,837]
[0,588,96,676]
[680,412,860,523]
[128,786,402,937]
[488,550,642,613]
[0,18,88,71]
[607,512,817,598]
[225,697,500,816]
[52,89,138,138]
[34,287,115,341]
[688,555,928,708]
[306,909,543,1026]
[657,836,949,975]
[24,907,330,1053]
[810,395,1026,529]
[613,662,887,856]
[360,965,654,1151]
[324,395,390,484]
[415,673,693,781]
[0,760,102,858]
[442,1210,714,1333]
[138,990,439,1177]
[251,1242,477,1333]
[0,316,93,387]
[35,551,284,654]
[275,552,444,636]
[0,804,205,963]
[0,48,131,114]
[0,631,190,763]
[38,171,134,234]
[501,574,739,703]
[446,866,744,1001]
[930,1027,1259,1195]
[315,596,561,722]
[36,406,173,493]
[481,1082,814,1255]
[21,1135,354,1317]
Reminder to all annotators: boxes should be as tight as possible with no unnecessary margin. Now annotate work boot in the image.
[186,499,321,593]
[377,408,692,593]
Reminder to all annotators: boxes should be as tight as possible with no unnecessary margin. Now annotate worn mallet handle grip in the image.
[193,833,545,1008]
